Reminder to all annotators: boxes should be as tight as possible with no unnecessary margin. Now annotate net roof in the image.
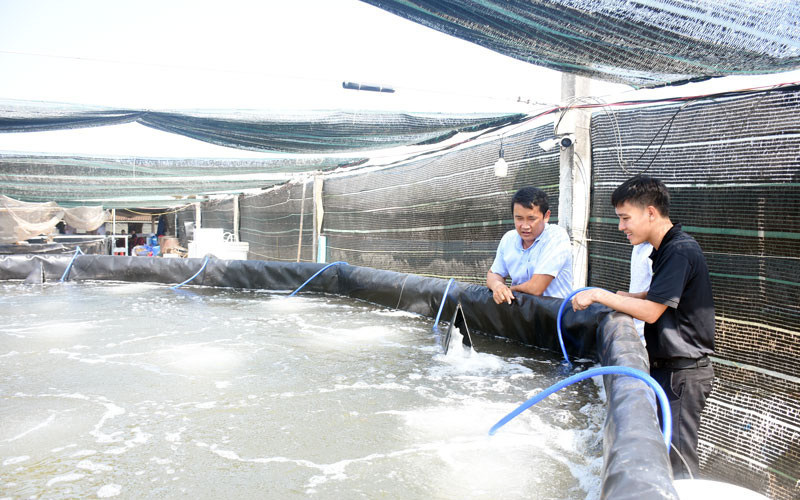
[0,154,367,208]
[0,100,525,154]
[360,0,800,87]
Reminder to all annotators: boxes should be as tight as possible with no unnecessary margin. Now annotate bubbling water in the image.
[0,281,603,499]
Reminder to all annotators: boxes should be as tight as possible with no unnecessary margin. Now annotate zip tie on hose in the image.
[59,246,85,282]
[170,255,210,290]
[432,278,455,334]
[288,261,347,297]
[556,286,600,368]
[488,365,672,451]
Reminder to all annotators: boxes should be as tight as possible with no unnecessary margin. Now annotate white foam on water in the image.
[319,381,410,394]
[322,325,399,344]
[97,483,122,497]
[0,350,19,357]
[29,320,96,338]
[90,400,126,444]
[5,412,56,442]
[69,449,97,458]
[164,345,240,373]
[382,396,602,499]
[372,309,422,318]
[164,427,186,443]
[429,331,533,378]
[46,472,85,486]
[2,456,29,466]
[105,283,163,295]
[76,459,113,472]
[50,444,77,452]
[214,381,231,389]
[260,296,326,314]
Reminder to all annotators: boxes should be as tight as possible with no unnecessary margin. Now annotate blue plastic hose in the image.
[59,246,85,282]
[287,261,347,297]
[432,278,455,334]
[556,286,599,368]
[488,365,672,450]
[170,255,210,290]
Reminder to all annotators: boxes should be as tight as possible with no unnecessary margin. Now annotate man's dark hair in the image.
[511,187,549,215]
[611,175,670,216]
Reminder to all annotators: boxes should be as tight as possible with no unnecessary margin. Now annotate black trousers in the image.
[650,362,714,479]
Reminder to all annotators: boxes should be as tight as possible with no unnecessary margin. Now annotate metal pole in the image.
[233,194,240,242]
[296,181,307,262]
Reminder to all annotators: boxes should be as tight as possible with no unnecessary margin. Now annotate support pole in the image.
[111,208,116,255]
[557,73,592,289]
[312,176,324,263]
[233,194,240,242]
[296,181,307,262]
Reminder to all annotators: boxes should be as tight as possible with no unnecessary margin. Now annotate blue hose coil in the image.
[288,261,347,297]
[59,246,85,282]
[432,278,455,334]
[170,255,211,290]
[556,286,599,368]
[488,365,672,450]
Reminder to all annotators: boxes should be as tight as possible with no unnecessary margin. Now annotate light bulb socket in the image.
[493,157,508,177]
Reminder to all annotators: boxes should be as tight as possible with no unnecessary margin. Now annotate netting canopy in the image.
[0,100,525,153]
[0,154,367,208]
[360,0,800,87]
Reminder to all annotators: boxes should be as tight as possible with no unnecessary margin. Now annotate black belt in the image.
[650,356,710,370]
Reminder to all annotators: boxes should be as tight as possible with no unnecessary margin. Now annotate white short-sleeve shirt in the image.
[490,224,574,299]
[629,242,654,344]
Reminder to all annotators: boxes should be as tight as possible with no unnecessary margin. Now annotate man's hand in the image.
[491,283,515,305]
[571,288,599,311]
[487,271,515,305]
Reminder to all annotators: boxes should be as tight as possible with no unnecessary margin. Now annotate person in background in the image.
[116,229,127,249]
[571,175,714,478]
[624,241,653,344]
[156,214,167,238]
[487,186,573,302]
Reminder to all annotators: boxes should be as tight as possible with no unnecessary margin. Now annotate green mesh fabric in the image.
[361,0,800,87]
[0,154,365,208]
[231,122,560,280]
[0,100,524,153]
[589,87,800,500]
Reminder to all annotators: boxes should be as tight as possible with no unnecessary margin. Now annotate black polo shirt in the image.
[644,224,715,360]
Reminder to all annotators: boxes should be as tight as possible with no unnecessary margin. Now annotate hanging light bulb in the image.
[494,140,508,177]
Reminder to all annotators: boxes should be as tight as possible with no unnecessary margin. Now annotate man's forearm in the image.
[578,288,667,323]
[486,272,506,291]
[510,274,554,296]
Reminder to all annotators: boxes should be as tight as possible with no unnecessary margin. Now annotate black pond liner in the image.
[0,255,678,500]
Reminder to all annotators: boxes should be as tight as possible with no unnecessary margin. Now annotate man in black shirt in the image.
[572,175,715,479]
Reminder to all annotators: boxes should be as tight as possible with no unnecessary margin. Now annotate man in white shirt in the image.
[624,242,653,344]
[487,187,573,302]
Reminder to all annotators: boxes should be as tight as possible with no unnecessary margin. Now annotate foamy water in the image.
[0,281,603,499]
